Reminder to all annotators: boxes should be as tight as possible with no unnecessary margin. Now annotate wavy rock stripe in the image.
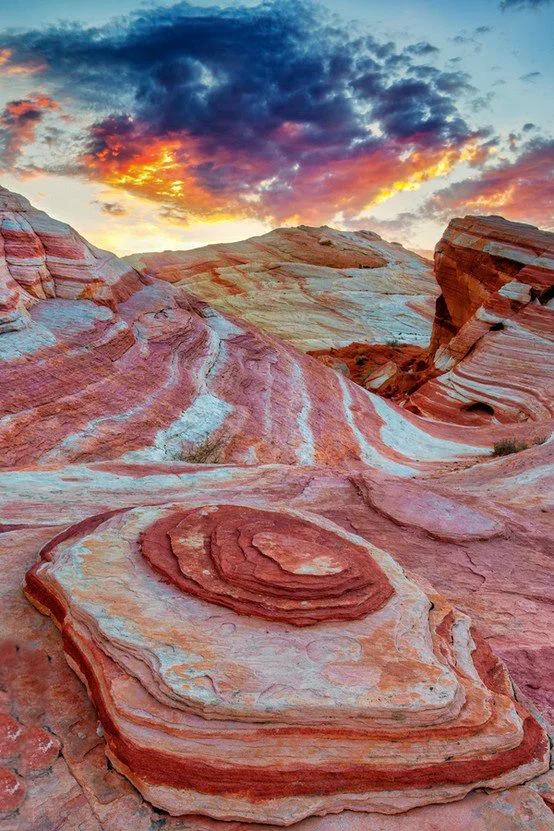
[408,216,554,426]
[0,194,491,473]
[0,186,143,334]
[127,225,438,351]
[25,502,549,824]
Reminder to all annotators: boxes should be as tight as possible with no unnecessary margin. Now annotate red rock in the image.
[308,342,426,389]
[0,190,552,829]
[0,767,25,814]
[24,501,549,823]
[0,716,23,760]
[406,216,554,427]
[141,504,394,625]
[18,726,61,776]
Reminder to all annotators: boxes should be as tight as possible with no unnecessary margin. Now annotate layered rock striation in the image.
[405,216,554,426]
[0,188,552,830]
[25,500,549,824]
[127,225,438,351]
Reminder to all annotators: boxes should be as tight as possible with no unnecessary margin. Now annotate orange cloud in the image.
[0,48,47,75]
[0,93,60,170]
[424,140,554,229]
[81,115,490,228]
[82,123,240,223]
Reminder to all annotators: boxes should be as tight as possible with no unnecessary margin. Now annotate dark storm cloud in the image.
[0,0,485,220]
[0,1,472,146]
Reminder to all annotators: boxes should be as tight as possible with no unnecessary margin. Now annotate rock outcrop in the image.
[405,216,554,426]
[1,454,553,829]
[0,194,499,473]
[24,499,550,823]
[0,186,143,333]
[127,225,438,351]
[0,189,552,830]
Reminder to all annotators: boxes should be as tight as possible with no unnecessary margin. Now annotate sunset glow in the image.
[0,0,552,252]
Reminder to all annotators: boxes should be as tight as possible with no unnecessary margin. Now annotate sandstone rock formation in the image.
[127,225,438,351]
[24,499,549,823]
[0,186,143,334]
[0,187,552,830]
[0,193,498,473]
[406,216,554,426]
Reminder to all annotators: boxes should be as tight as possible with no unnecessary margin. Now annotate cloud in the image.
[0,0,488,224]
[94,200,129,217]
[406,42,440,56]
[0,94,60,169]
[0,47,46,75]
[422,139,554,228]
[500,0,552,9]
[520,71,541,81]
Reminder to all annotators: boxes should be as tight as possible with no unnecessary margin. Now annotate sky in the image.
[0,0,552,256]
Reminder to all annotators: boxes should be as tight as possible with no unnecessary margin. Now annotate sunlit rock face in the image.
[25,500,549,824]
[127,225,438,350]
[406,216,554,426]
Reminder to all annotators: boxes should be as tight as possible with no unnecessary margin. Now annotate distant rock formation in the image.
[307,218,553,432]
[127,225,438,350]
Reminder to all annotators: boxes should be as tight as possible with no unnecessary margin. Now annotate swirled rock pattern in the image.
[0,188,552,830]
[141,505,394,625]
[0,190,495,473]
[24,501,549,824]
[127,225,438,351]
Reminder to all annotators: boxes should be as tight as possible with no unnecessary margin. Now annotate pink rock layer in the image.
[127,224,438,351]
[25,502,549,824]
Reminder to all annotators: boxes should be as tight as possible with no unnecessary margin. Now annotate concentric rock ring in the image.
[25,502,550,825]
[141,505,394,625]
